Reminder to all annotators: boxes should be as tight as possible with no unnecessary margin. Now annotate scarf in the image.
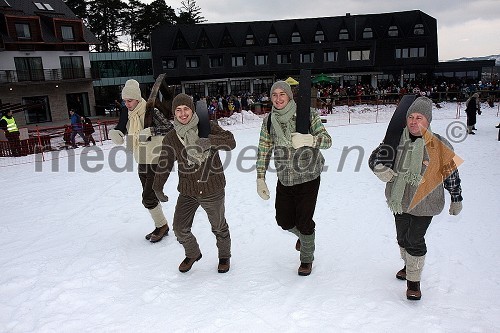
[173,112,210,166]
[127,98,147,151]
[270,100,296,147]
[387,127,428,214]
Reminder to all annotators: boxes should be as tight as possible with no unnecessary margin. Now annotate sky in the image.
[1,101,499,332]
[141,0,500,61]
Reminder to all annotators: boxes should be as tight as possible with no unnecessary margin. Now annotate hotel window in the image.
[277,53,292,64]
[14,57,44,81]
[388,25,398,37]
[268,33,278,44]
[300,52,314,63]
[315,30,325,43]
[324,50,338,62]
[348,50,370,61]
[232,55,246,67]
[395,47,426,59]
[339,28,349,40]
[245,34,255,45]
[162,58,176,70]
[15,23,31,39]
[291,31,301,43]
[61,26,74,41]
[60,56,85,79]
[363,27,373,39]
[186,57,199,68]
[413,23,424,35]
[209,55,223,68]
[255,54,268,65]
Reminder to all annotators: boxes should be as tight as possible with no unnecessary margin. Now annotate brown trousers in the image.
[173,189,231,259]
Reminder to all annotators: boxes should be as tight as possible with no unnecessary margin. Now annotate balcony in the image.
[0,68,93,84]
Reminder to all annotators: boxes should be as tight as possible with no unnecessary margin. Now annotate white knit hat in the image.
[121,79,142,100]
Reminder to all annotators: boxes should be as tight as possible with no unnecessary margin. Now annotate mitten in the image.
[291,132,315,149]
[154,189,169,202]
[449,201,462,215]
[195,137,211,151]
[139,127,152,143]
[109,129,124,145]
[373,164,397,182]
[256,178,270,200]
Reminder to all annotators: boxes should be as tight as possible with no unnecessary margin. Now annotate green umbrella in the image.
[312,74,335,84]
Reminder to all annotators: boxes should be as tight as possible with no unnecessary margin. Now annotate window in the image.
[15,23,31,39]
[277,53,291,64]
[363,27,373,39]
[255,54,268,65]
[232,55,246,67]
[209,55,223,68]
[61,26,74,41]
[388,25,398,37]
[23,96,51,124]
[339,28,349,40]
[300,52,314,63]
[268,33,278,44]
[395,47,426,59]
[186,57,199,68]
[291,31,301,43]
[60,56,84,79]
[14,57,44,81]
[162,58,176,70]
[34,2,54,10]
[324,50,338,62]
[348,50,370,61]
[198,33,211,48]
[245,34,255,45]
[315,30,325,43]
[414,23,424,35]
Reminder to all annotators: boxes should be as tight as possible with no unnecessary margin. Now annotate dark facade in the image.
[151,10,442,96]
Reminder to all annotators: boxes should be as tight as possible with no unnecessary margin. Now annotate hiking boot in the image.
[295,239,301,251]
[406,281,422,300]
[149,224,169,243]
[179,253,202,273]
[145,228,158,240]
[217,258,230,273]
[396,266,406,280]
[298,262,312,276]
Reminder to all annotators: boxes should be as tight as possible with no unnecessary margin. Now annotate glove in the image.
[154,189,169,202]
[256,178,270,200]
[373,164,397,182]
[291,133,315,149]
[139,127,152,143]
[195,137,211,151]
[109,129,124,145]
[449,201,462,215]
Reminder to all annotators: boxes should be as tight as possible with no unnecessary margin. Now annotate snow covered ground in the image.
[1,102,499,332]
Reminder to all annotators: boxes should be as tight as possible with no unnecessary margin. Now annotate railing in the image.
[0,68,92,84]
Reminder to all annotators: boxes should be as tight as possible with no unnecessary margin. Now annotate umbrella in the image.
[285,77,299,86]
[312,73,335,84]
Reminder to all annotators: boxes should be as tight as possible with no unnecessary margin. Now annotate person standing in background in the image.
[0,110,21,156]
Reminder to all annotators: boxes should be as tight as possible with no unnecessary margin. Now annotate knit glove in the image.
[256,178,270,200]
[291,133,315,149]
[449,201,462,215]
[109,129,124,145]
[139,127,152,143]
[154,189,169,202]
[195,138,211,151]
[373,164,397,182]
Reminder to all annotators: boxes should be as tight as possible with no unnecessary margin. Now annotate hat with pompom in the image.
[121,79,142,101]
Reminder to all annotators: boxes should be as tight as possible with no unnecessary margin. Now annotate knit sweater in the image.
[153,121,235,197]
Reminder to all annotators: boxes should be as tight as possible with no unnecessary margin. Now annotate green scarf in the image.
[173,112,210,166]
[387,127,427,214]
[270,100,296,147]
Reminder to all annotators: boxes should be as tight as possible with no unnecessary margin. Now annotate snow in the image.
[1,102,499,332]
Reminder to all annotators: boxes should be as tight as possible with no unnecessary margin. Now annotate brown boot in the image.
[149,224,169,243]
[396,266,406,280]
[145,228,157,240]
[406,281,421,300]
[179,254,202,273]
[218,258,230,273]
[298,262,312,276]
[295,239,301,251]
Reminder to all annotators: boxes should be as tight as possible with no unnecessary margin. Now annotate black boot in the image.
[406,281,421,300]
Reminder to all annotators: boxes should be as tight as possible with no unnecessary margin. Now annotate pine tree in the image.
[177,0,206,24]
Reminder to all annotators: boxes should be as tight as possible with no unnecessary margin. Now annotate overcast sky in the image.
[142,0,500,61]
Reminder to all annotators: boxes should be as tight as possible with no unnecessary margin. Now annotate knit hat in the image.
[407,96,433,123]
[121,79,142,101]
[270,81,293,100]
[172,93,195,112]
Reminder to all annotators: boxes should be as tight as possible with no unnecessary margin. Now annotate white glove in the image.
[449,201,462,215]
[373,164,397,182]
[256,178,270,200]
[291,133,315,149]
[139,127,152,143]
[109,129,124,145]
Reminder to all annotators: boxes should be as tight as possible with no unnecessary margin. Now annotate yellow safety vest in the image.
[1,116,19,133]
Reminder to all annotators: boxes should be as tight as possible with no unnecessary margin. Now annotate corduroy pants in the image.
[275,176,320,235]
[173,189,231,259]
[138,164,159,210]
[394,213,433,257]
